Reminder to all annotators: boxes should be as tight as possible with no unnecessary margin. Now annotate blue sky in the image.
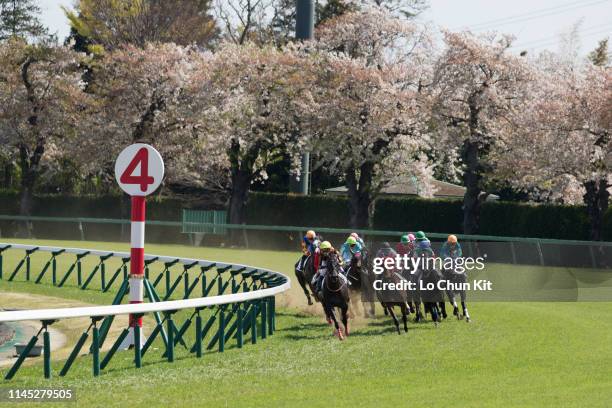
[39,0,611,55]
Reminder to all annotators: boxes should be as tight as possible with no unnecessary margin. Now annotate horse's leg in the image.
[341,304,350,336]
[461,290,470,322]
[387,305,401,335]
[295,268,313,305]
[414,301,423,322]
[328,306,343,340]
[448,289,459,318]
[439,300,447,319]
[401,303,408,333]
[429,303,440,326]
[348,290,359,319]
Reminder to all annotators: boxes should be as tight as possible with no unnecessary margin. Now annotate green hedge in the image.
[0,191,185,220]
[0,190,609,241]
[246,192,350,228]
[247,193,608,241]
[372,197,463,233]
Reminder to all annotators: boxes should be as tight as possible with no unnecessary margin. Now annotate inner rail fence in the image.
[0,243,290,380]
[0,215,611,269]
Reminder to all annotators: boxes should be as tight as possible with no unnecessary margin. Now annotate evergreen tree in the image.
[0,0,47,40]
[588,38,609,67]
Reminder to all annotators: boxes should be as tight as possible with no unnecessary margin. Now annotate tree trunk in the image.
[345,163,374,230]
[226,140,260,245]
[2,163,13,188]
[583,178,610,241]
[18,149,36,238]
[228,169,251,226]
[461,139,482,235]
[461,94,487,235]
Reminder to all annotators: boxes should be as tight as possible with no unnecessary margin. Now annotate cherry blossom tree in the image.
[311,8,435,228]
[81,43,210,189]
[185,43,317,228]
[0,38,90,220]
[307,54,433,228]
[495,54,611,240]
[430,31,533,234]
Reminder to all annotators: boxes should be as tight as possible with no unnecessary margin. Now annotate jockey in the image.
[350,232,368,261]
[413,231,435,258]
[312,241,343,295]
[296,229,320,272]
[396,233,416,257]
[340,235,362,265]
[350,232,365,248]
[440,234,462,260]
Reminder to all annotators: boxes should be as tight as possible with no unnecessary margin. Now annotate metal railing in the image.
[0,243,290,380]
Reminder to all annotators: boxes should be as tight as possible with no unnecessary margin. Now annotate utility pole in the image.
[291,0,314,195]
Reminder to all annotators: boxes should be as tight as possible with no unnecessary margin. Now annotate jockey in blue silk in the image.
[413,231,435,257]
[302,230,319,256]
[340,235,362,265]
[296,229,320,273]
[440,234,462,259]
[350,232,365,248]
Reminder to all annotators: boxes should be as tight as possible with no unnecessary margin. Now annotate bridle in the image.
[324,257,344,293]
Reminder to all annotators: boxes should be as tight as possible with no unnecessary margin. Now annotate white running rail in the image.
[0,243,291,323]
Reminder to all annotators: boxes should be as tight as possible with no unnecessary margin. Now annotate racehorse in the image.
[295,254,316,305]
[321,256,350,340]
[375,261,409,334]
[345,252,375,318]
[418,265,444,325]
[404,267,424,322]
[442,266,471,322]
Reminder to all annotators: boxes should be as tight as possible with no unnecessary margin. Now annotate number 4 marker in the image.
[119,147,155,192]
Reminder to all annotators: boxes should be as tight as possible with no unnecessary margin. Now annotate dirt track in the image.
[0,291,153,368]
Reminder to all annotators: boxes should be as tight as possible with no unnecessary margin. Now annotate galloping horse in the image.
[375,261,409,334]
[345,252,375,318]
[442,266,471,322]
[295,255,316,305]
[322,257,350,340]
[418,265,444,324]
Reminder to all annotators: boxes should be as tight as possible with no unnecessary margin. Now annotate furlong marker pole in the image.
[115,143,165,349]
[129,196,146,328]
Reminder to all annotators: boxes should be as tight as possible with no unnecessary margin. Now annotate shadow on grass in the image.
[278,316,438,340]
[276,311,317,319]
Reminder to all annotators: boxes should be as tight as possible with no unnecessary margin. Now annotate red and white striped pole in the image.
[129,195,146,329]
[115,143,164,349]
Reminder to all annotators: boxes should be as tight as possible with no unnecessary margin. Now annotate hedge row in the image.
[246,193,611,241]
[0,191,185,220]
[0,190,609,241]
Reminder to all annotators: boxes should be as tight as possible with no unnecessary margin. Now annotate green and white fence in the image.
[0,243,290,380]
[0,214,610,268]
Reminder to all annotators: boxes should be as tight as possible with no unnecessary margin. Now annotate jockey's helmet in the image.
[305,230,316,240]
[400,234,409,244]
[350,232,359,239]
[320,241,332,251]
[415,231,427,241]
[408,233,416,242]
[447,234,458,244]
[346,236,357,246]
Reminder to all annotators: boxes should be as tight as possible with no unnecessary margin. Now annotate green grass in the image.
[0,239,611,408]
